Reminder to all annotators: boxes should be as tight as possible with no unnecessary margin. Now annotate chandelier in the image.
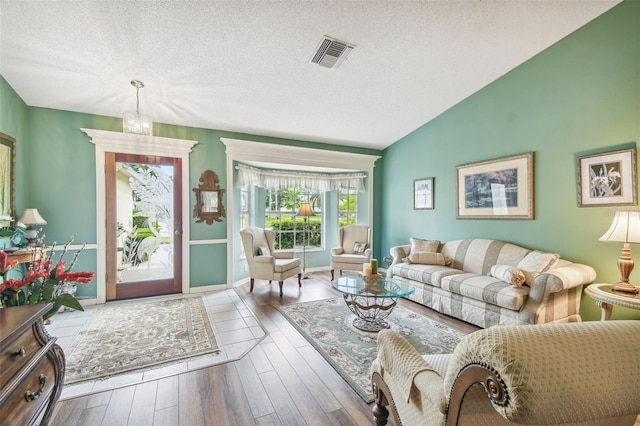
[123,79,153,136]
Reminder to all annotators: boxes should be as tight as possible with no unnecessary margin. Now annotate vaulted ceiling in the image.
[0,1,620,150]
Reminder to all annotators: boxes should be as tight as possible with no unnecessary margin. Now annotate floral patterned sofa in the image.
[388,238,596,328]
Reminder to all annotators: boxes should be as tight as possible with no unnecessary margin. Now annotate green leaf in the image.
[55,293,84,312]
[42,281,57,302]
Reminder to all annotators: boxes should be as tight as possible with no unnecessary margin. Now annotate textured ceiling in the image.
[0,1,620,150]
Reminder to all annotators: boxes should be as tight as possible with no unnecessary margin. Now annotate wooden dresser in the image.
[0,304,65,425]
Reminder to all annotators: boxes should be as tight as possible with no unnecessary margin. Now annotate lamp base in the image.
[612,282,640,294]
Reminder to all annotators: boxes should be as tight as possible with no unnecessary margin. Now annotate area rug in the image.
[278,298,466,403]
[64,297,220,384]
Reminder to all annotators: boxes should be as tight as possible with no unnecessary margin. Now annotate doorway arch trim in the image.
[82,129,197,303]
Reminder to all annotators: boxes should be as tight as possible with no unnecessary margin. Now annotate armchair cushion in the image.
[353,242,368,254]
[256,246,270,256]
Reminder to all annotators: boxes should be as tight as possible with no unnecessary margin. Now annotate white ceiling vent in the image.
[311,36,355,69]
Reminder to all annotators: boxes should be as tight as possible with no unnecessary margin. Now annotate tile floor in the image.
[45,289,266,400]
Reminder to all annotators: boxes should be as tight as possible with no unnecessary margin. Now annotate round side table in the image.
[585,283,640,321]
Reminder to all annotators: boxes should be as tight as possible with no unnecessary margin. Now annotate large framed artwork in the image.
[456,152,534,220]
[577,147,637,207]
[414,177,434,209]
[0,133,16,220]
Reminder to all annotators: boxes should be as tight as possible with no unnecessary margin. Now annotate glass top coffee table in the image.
[331,276,415,332]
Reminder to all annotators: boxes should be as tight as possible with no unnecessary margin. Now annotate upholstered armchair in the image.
[330,225,371,280]
[240,226,301,297]
[372,321,640,426]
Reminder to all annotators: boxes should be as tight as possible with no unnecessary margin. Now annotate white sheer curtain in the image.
[236,163,365,192]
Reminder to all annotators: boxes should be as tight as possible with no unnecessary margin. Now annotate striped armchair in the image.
[372,321,640,425]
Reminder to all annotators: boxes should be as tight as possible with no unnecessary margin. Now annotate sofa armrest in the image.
[364,248,372,259]
[273,250,294,259]
[532,263,596,293]
[254,255,274,264]
[388,245,411,277]
[375,329,446,408]
[331,247,344,255]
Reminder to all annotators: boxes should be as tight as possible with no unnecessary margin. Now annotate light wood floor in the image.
[49,271,478,426]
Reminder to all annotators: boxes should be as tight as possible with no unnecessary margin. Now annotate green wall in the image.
[379,1,640,321]
[0,75,380,297]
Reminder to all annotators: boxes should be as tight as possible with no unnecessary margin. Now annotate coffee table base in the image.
[352,317,390,332]
[343,294,398,333]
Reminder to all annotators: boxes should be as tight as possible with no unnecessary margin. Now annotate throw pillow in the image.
[410,237,440,254]
[404,252,447,265]
[256,246,270,256]
[516,250,560,285]
[490,264,526,287]
[353,242,368,254]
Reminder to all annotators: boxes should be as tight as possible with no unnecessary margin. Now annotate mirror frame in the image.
[0,133,16,221]
[193,170,225,224]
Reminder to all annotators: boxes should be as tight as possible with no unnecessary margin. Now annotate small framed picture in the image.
[414,177,434,210]
[578,147,637,207]
[456,152,534,219]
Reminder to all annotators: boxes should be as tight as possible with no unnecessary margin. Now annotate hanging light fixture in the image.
[123,79,153,136]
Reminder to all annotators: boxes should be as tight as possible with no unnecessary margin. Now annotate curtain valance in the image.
[236,163,366,192]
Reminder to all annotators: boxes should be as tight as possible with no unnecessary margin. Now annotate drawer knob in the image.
[14,347,26,357]
[25,375,47,402]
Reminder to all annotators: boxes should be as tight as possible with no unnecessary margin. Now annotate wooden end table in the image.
[585,283,640,321]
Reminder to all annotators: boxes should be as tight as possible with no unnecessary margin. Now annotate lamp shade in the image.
[297,202,315,217]
[18,208,47,226]
[599,211,640,243]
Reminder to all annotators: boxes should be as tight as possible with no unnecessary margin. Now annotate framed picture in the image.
[578,147,637,207]
[456,152,534,219]
[414,177,434,209]
[0,133,16,220]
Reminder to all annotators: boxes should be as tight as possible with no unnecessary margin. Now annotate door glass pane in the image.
[116,161,174,283]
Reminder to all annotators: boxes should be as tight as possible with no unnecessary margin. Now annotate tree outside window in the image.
[265,188,322,250]
[338,187,357,227]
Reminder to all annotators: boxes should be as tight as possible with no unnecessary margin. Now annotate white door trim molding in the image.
[82,129,198,303]
[221,137,381,287]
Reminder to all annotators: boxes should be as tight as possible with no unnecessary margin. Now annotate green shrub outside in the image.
[266,218,322,250]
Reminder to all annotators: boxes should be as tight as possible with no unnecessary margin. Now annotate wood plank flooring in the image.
[49,271,478,426]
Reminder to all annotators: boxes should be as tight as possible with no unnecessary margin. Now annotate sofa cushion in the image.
[410,237,440,253]
[442,239,530,275]
[489,264,526,287]
[517,250,559,285]
[440,273,530,311]
[392,263,464,288]
[405,252,447,265]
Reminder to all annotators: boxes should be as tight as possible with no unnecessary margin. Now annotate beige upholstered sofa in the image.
[388,239,596,328]
[372,321,640,426]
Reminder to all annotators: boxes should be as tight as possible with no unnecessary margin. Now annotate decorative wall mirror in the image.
[0,133,16,222]
[193,170,225,224]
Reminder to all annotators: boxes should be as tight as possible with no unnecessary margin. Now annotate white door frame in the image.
[82,129,197,304]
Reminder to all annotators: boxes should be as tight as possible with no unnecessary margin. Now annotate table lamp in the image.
[296,202,315,279]
[18,208,47,244]
[599,210,640,294]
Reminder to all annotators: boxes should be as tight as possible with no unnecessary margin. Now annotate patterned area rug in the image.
[278,298,466,403]
[65,297,219,384]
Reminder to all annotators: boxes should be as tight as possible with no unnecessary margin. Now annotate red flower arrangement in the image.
[0,237,94,320]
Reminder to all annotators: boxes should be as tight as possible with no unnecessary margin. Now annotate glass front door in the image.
[105,153,182,300]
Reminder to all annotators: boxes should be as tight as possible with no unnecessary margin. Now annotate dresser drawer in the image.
[0,325,42,387]
[0,351,57,425]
